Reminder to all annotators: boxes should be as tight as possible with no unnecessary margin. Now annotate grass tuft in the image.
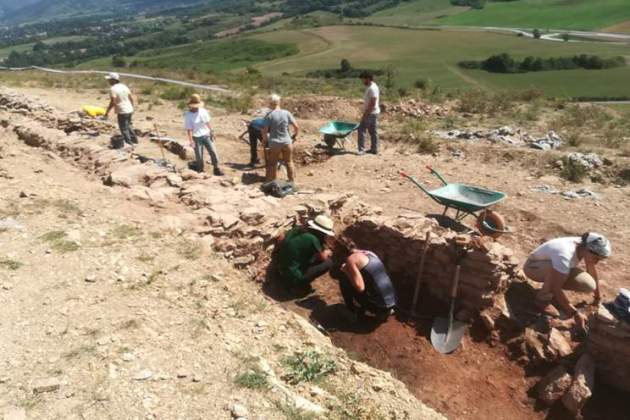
[281,350,336,385]
[234,368,269,390]
[0,259,23,270]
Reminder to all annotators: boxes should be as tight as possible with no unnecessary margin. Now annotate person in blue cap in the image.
[524,232,612,331]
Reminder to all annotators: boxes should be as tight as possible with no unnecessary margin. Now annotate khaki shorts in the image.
[523,258,596,302]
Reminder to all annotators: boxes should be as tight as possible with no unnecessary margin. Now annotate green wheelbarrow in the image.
[401,166,511,238]
[319,121,359,151]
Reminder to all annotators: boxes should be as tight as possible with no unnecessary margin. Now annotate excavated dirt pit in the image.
[262,224,630,420]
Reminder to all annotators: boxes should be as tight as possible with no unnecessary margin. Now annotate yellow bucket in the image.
[82,105,106,117]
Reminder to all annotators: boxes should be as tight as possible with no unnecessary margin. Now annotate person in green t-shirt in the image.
[276,215,335,288]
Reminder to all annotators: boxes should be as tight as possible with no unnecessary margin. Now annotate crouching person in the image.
[276,215,334,291]
[340,249,397,321]
[524,232,611,331]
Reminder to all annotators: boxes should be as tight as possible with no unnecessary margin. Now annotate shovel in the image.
[400,231,432,320]
[431,264,467,354]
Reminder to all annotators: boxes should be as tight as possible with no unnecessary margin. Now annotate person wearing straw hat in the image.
[524,232,612,331]
[104,72,138,146]
[276,215,334,289]
[184,94,224,176]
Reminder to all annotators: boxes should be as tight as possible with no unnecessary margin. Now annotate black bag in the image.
[261,180,296,198]
[110,135,124,149]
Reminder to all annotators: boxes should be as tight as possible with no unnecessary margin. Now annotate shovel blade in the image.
[430,316,467,354]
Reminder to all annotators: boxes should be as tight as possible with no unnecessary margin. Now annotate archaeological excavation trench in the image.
[3,88,630,419]
[260,211,630,420]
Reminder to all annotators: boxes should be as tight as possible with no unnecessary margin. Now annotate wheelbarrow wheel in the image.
[476,210,506,239]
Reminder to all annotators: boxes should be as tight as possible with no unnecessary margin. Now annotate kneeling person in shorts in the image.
[524,232,611,331]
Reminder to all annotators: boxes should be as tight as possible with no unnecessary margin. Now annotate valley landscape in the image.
[1,1,630,419]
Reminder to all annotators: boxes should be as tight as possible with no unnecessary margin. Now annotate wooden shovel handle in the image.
[411,231,432,310]
[450,265,461,299]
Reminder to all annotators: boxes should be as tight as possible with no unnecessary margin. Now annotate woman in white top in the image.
[524,232,612,330]
[184,94,223,176]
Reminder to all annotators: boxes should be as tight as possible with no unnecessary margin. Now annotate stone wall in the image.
[587,305,630,392]
[332,201,519,313]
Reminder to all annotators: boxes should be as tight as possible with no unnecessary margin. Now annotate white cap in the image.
[270,93,281,104]
[105,72,120,81]
[584,232,611,257]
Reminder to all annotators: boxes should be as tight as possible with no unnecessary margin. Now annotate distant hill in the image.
[0,0,203,24]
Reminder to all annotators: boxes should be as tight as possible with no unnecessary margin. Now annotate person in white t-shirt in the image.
[524,232,612,330]
[184,94,223,176]
[357,71,380,155]
[104,72,138,146]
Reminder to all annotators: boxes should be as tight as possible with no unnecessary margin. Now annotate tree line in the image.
[459,53,626,73]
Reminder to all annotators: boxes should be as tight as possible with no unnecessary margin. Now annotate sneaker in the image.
[213,168,225,176]
[357,150,366,156]
[368,150,378,155]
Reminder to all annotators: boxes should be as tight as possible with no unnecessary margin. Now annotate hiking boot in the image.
[213,168,225,176]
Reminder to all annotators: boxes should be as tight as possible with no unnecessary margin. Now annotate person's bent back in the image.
[340,249,397,321]
[276,216,334,290]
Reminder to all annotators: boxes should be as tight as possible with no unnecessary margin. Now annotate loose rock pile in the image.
[435,126,563,150]
[387,98,449,118]
[1,89,114,136]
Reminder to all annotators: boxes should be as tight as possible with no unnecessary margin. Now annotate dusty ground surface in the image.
[1,84,630,419]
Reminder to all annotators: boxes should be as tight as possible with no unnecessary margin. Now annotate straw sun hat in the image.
[187,94,204,108]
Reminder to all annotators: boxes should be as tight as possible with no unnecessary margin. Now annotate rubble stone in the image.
[537,365,572,406]
[562,353,595,415]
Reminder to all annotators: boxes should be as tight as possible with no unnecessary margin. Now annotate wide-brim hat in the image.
[307,215,335,236]
[187,93,204,108]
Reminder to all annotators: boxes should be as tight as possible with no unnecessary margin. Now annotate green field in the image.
[433,0,630,31]
[250,25,630,97]
[362,0,466,26]
[130,38,297,73]
[0,35,89,60]
[66,23,630,99]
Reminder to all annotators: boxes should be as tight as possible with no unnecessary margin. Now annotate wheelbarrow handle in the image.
[400,171,432,196]
[426,166,448,186]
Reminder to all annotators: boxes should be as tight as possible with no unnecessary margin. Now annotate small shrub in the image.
[282,350,336,384]
[160,86,194,101]
[0,259,23,270]
[414,78,429,90]
[234,368,269,390]
[565,131,583,147]
[417,136,440,155]
[560,157,587,182]
[397,87,409,97]
[40,230,80,253]
[457,89,514,116]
